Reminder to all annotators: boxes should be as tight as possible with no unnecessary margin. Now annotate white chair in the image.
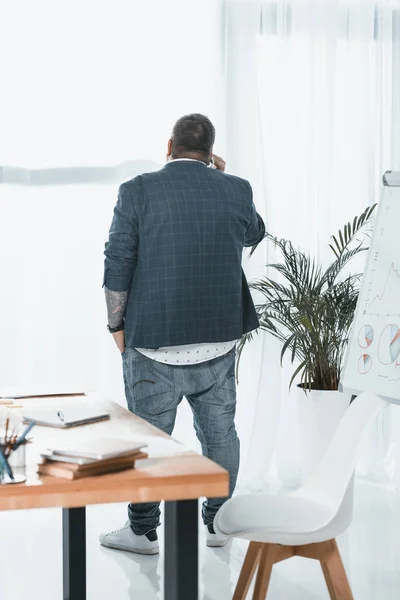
[214,392,387,600]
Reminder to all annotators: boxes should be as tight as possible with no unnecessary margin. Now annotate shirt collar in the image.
[165,158,207,166]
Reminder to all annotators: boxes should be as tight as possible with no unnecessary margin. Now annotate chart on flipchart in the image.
[341,178,400,402]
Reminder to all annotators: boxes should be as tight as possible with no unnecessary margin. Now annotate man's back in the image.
[101,113,265,556]
[104,159,265,349]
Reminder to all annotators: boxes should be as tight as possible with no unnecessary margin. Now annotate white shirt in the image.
[136,158,237,364]
[136,340,237,365]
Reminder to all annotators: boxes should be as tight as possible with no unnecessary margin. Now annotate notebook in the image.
[38,452,148,480]
[23,406,110,428]
[43,438,147,461]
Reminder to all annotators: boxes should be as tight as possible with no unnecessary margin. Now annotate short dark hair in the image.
[171,113,215,162]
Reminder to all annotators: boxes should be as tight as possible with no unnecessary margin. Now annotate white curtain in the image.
[2,0,400,491]
[223,0,400,490]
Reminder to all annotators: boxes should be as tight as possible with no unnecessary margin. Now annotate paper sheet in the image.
[142,437,192,458]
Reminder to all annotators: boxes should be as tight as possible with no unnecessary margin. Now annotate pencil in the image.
[0,447,14,480]
[13,421,36,451]
[5,427,17,457]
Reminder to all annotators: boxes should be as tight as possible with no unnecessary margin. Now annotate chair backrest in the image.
[291,392,387,511]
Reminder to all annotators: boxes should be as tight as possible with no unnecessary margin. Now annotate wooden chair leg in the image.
[252,544,279,600]
[233,542,262,600]
[295,540,353,600]
[233,538,352,600]
[320,541,354,600]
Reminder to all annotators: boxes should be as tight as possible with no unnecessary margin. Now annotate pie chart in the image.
[378,324,400,365]
[358,325,374,349]
[358,354,372,374]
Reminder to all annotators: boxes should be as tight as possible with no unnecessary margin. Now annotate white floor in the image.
[0,480,399,599]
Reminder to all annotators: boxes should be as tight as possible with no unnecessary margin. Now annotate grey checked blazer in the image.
[103,160,265,348]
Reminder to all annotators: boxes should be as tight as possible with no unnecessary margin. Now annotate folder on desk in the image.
[0,385,86,399]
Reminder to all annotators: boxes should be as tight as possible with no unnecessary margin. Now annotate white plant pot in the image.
[297,386,351,483]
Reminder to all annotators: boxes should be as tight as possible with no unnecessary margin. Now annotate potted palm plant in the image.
[238,204,376,479]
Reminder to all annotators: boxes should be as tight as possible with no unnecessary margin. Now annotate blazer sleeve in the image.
[103,179,140,292]
[244,182,266,247]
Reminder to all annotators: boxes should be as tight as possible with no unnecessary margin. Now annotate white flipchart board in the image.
[340,171,400,404]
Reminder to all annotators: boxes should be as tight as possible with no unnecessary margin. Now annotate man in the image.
[100,113,265,555]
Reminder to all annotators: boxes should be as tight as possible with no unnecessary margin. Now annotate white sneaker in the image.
[205,524,228,548]
[99,521,159,555]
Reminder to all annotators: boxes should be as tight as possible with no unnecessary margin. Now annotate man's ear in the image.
[166,138,173,160]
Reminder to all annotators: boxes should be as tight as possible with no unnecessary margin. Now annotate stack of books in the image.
[37,438,147,480]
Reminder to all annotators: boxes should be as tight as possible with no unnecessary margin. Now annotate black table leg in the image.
[63,507,86,600]
[164,499,198,600]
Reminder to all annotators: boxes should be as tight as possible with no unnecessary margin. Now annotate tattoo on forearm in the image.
[105,287,128,328]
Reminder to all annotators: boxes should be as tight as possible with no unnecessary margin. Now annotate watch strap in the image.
[107,323,124,334]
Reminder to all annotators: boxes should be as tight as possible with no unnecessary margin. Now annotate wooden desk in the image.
[0,394,229,600]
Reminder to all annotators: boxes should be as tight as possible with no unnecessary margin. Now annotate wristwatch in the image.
[107,323,124,334]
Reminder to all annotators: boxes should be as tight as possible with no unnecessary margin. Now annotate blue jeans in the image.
[122,347,240,536]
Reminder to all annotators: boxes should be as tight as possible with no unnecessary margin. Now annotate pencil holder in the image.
[0,438,27,485]
[9,442,27,479]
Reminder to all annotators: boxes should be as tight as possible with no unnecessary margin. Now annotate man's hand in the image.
[112,329,125,354]
[212,154,226,172]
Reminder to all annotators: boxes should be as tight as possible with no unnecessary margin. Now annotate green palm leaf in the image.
[238,204,377,390]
